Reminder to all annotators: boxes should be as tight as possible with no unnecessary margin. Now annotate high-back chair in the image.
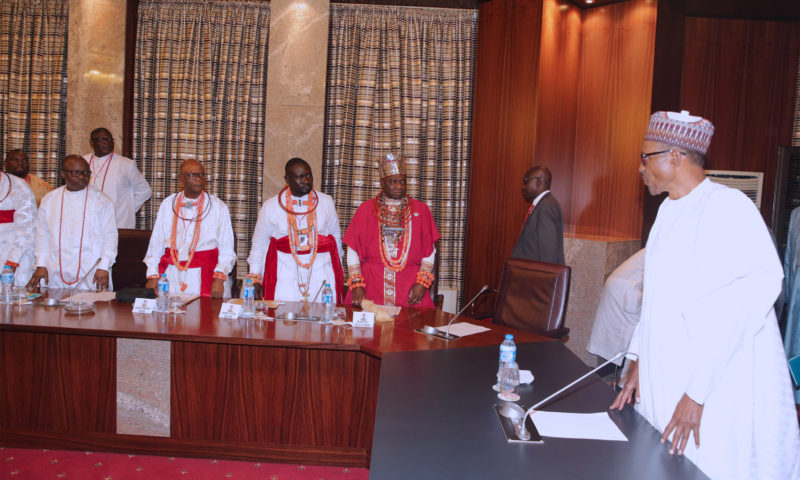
[491,258,571,340]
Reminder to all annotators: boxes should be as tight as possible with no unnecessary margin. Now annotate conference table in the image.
[370,341,709,479]
[0,291,548,468]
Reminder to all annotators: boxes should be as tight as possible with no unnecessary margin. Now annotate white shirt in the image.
[247,190,342,301]
[629,179,800,479]
[0,173,37,286]
[35,186,118,290]
[83,152,152,228]
[143,191,236,295]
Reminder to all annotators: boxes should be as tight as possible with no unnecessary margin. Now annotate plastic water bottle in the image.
[1,266,14,304]
[321,282,333,323]
[242,278,255,317]
[157,273,170,311]
[496,334,516,390]
[499,334,516,365]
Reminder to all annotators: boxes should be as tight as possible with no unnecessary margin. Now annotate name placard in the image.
[219,303,243,319]
[351,311,375,328]
[133,298,157,314]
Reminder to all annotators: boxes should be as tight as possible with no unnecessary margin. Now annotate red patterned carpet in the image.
[1,447,369,480]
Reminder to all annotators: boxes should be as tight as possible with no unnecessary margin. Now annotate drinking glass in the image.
[499,362,520,401]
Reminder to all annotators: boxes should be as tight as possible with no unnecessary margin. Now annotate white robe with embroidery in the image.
[247,190,341,302]
[143,192,236,297]
[629,179,800,480]
[0,173,37,286]
[35,186,118,290]
[83,152,152,229]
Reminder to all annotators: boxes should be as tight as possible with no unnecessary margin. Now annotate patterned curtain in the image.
[133,0,270,278]
[0,0,68,185]
[323,4,477,302]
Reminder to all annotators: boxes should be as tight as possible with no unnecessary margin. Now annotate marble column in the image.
[65,0,126,156]
[263,0,330,200]
[563,235,641,366]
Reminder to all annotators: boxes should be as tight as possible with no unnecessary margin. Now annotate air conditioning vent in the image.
[704,170,763,208]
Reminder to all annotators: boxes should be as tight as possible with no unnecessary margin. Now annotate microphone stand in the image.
[515,351,634,440]
[417,284,489,340]
[63,258,102,313]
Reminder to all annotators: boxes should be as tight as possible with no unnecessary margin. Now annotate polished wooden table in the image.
[0,293,549,467]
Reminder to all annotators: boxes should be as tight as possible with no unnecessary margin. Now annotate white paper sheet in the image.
[63,291,117,303]
[436,322,490,337]
[530,411,628,441]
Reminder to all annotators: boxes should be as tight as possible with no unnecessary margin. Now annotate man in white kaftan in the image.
[82,127,151,229]
[247,158,343,303]
[612,111,800,480]
[28,156,117,291]
[0,170,37,286]
[587,248,645,367]
[143,160,236,298]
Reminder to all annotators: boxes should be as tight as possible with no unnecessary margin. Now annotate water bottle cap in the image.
[505,334,513,340]
[246,278,253,284]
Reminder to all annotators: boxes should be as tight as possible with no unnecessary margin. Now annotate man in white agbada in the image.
[0,160,37,286]
[587,248,645,375]
[247,158,343,303]
[611,111,800,480]
[143,160,236,298]
[27,156,117,291]
[83,127,151,229]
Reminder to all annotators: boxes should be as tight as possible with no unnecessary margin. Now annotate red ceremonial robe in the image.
[343,197,439,308]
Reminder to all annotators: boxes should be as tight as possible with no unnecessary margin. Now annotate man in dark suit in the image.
[511,166,565,264]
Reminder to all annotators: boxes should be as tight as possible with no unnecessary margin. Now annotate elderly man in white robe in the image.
[82,127,151,229]
[247,158,343,303]
[144,159,236,298]
[611,111,800,480]
[0,164,37,286]
[27,156,117,291]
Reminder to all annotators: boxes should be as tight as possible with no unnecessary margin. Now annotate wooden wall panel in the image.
[570,0,657,238]
[680,17,800,225]
[535,0,582,221]
[171,342,380,455]
[0,331,115,433]
[464,0,545,298]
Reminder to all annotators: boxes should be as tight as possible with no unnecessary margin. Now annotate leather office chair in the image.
[112,229,152,290]
[486,258,571,340]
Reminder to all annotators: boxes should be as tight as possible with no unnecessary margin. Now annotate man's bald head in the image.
[179,159,206,198]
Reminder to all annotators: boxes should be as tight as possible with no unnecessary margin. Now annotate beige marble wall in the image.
[65,0,126,157]
[263,0,330,200]
[563,235,641,366]
[116,337,170,437]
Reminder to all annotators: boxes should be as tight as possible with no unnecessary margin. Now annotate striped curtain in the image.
[133,0,270,277]
[0,0,68,185]
[323,4,477,302]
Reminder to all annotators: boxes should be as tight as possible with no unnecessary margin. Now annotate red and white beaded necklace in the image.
[58,186,90,285]
[89,152,113,192]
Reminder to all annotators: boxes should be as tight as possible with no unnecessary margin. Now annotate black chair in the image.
[112,229,151,290]
[474,258,571,340]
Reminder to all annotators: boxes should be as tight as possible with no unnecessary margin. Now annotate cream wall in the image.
[66,0,126,157]
[64,0,330,196]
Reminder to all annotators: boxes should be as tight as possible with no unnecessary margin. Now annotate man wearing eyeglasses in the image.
[27,155,117,291]
[511,165,565,265]
[143,159,236,298]
[611,111,799,479]
[82,127,152,229]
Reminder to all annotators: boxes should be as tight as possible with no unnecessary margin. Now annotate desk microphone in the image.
[515,350,636,440]
[66,258,102,300]
[420,284,489,340]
